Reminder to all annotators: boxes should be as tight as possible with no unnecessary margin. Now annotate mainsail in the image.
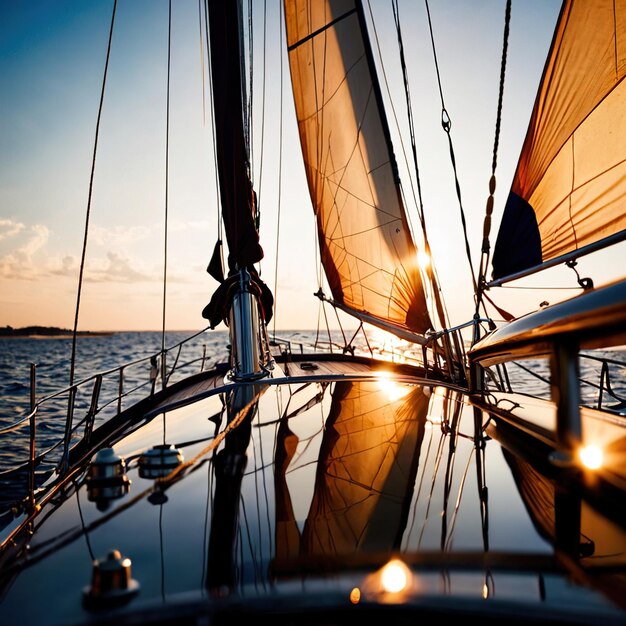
[284,0,433,338]
[492,0,626,281]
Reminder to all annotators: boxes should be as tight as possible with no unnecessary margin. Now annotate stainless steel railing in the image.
[0,328,215,507]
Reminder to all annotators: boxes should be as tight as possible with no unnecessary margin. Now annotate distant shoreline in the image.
[0,326,114,339]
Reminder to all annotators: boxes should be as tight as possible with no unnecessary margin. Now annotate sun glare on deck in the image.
[376,372,411,401]
[579,445,603,470]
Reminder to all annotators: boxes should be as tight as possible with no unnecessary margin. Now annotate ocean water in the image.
[0,330,624,481]
[0,329,335,477]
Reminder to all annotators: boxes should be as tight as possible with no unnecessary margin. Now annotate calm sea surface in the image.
[0,330,624,479]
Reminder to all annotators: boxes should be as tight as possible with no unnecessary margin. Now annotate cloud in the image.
[86,252,157,283]
[0,222,196,285]
[90,225,153,246]
[169,219,211,233]
[0,224,50,280]
[0,219,25,241]
[49,255,78,277]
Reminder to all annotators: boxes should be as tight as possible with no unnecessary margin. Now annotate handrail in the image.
[470,278,626,367]
[0,329,213,490]
[469,279,626,454]
[0,410,34,435]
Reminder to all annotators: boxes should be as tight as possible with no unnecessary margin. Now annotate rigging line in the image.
[476,0,512,317]
[440,423,459,550]
[256,0,268,211]
[198,0,206,124]
[161,0,173,369]
[272,0,284,339]
[200,457,211,590]
[74,481,95,561]
[287,8,357,51]
[417,430,446,548]
[424,0,478,298]
[159,501,165,601]
[363,2,420,246]
[389,0,449,332]
[388,0,425,226]
[241,0,253,169]
[69,0,117,388]
[403,422,434,550]
[255,408,274,565]
[242,0,252,173]
[204,0,222,241]
[333,306,349,350]
[251,426,265,578]
[321,298,334,353]
[476,436,489,552]
[498,284,580,290]
[444,446,474,552]
[240,494,263,590]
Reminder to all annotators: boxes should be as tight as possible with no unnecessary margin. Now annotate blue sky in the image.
[2,0,593,332]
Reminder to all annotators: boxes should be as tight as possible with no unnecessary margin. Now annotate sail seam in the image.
[521,72,626,202]
[287,8,357,52]
[568,134,578,250]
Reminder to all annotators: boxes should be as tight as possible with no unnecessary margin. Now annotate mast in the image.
[206,0,263,272]
[204,0,273,379]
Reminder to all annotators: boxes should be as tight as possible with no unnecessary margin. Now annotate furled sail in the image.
[284,0,433,338]
[207,0,263,272]
[492,0,626,280]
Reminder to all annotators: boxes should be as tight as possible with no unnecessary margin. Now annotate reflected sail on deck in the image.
[274,381,429,563]
[284,0,433,337]
[493,0,626,280]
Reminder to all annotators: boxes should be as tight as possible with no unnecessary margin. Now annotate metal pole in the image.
[29,364,36,508]
[85,375,102,446]
[161,350,167,390]
[118,366,124,414]
[550,340,582,451]
[61,386,76,475]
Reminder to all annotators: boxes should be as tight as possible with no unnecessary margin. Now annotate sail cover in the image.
[284,0,433,336]
[493,0,626,280]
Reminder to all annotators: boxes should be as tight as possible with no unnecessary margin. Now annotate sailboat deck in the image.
[147,355,433,417]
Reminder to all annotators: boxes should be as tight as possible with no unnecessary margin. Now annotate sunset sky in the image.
[5,0,618,334]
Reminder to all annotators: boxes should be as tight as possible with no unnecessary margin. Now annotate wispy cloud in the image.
[90,225,153,246]
[0,224,50,280]
[0,221,198,285]
[87,252,157,283]
[0,218,26,241]
[169,219,211,233]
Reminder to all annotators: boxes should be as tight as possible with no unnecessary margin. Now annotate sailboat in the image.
[1,0,626,624]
